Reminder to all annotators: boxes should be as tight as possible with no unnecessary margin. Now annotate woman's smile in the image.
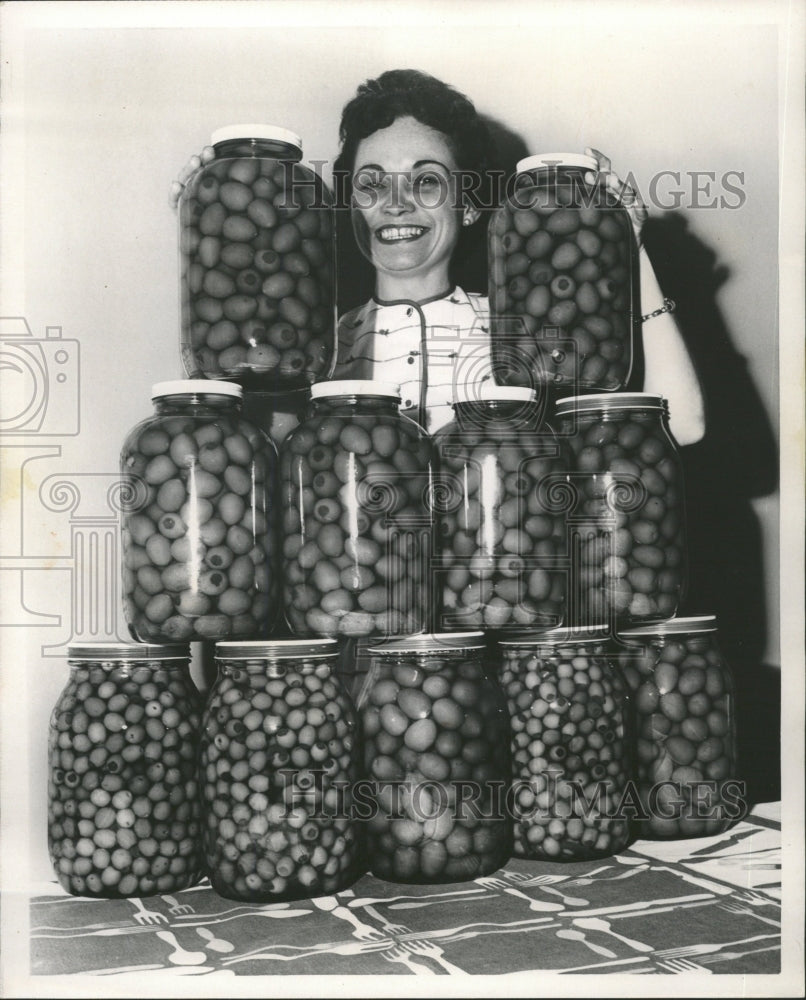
[375,224,429,243]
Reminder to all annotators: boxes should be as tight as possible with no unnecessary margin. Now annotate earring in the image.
[462,216,472,226]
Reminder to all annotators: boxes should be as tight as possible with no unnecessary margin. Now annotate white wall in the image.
[0,1,797,886]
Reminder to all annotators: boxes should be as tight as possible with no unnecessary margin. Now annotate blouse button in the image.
[407,357,415,365]
[404,400,412,408]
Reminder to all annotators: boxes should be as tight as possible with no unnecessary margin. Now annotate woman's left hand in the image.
[584,147,648,242]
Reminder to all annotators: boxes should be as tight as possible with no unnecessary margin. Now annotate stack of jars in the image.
[487,152,739,847]
[47,135,742,905]
[488,152,686,628]
[48,124,368,902]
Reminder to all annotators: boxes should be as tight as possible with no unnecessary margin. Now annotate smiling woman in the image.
[332,72,495,431]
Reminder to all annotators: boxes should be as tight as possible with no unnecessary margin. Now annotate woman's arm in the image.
[585,148,705,446]
[639,246,705,446]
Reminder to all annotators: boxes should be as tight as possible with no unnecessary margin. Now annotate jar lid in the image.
[499,625,611,647]
[555,392,665,416]
[310,379,400,401]
[620,615,718,637]
[516,152,598,174]
[454,385,537,405]
[216,639,339,659]
[151,379,242,401]
[368,632,486,654]
[211,124,302,152]
[68,643,190,661]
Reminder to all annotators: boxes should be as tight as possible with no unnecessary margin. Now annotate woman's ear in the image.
[462,205,481,227]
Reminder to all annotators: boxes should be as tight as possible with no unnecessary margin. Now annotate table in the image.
[30,802,782,978]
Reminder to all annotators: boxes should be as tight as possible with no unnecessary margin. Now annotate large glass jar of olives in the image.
[499,628,632,861]
[489,153,638,394]
[280,380,434,639]
[47,644,203,897]
[179,124,336,391]
[433,386,567,631]
[618,616,741,838]
[357,633,512,883]
[555,393,686,626]
[120,380,278,643]
[199,640,361,901]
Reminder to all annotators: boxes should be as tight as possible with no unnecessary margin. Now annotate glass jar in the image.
[199,639,361,901]
[120,380,278,642]
[179,125,336,391]
[499,628,632,860]
[489,153,638,394]
[555,392,686,625]
[433,386,566,631]
[357,633,512,883]
[618,616,741,838]
[47,644,203,897]
[280,380,434,639]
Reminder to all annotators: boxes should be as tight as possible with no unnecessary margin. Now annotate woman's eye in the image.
[354,171,384,191]
[413,172,449,206]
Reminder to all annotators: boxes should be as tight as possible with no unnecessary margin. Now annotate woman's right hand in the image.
[169,145,216,209]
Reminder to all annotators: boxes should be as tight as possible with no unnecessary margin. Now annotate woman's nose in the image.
[381,173,415,213]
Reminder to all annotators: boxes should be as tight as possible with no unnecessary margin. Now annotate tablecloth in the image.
[30,802,782,978]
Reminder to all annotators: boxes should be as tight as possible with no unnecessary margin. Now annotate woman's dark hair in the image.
[333,69,497,307]
[334,69,493,205]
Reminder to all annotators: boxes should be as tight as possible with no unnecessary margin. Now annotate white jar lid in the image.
[454,385,537,405]
[621,615,718,636]
[310,379,400,401]
[216,639,339,659]
[516,152,598,174]
[499,625,611,647]
[211,124,302,152]
[68,643,190,661]
[555,392,665,415]
[151,379,243,400]
[368,632,486,654]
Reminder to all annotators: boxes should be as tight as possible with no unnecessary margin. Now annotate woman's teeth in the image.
[377,226,426,242]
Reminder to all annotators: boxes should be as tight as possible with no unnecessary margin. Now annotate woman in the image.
[172,69,705,444]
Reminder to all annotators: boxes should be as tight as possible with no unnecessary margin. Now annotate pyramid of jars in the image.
[47,136,737,903]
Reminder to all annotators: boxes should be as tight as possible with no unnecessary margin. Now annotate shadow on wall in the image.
[643,213,780,805]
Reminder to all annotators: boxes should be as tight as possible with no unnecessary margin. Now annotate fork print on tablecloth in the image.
[129,898,168,926]
[656,957,711,973]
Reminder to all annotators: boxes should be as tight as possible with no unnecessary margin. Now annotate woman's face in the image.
[351,116,467,296]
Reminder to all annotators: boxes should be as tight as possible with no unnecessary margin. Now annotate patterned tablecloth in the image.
[30,802,782,979]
